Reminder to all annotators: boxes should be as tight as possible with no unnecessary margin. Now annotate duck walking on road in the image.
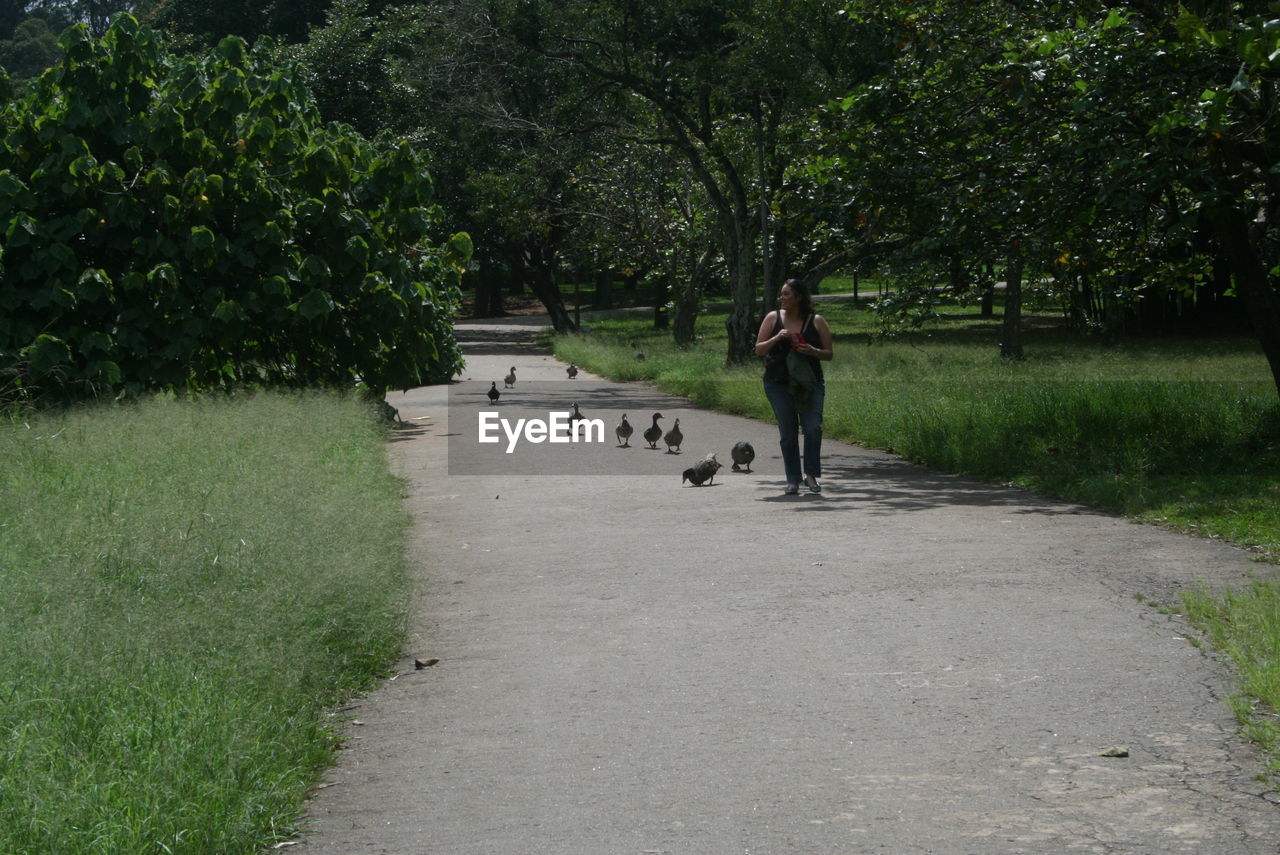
[643,413,663,449]
[664,418,683,454]
[731,441,755,472]
[487,382,500,404]
[504,366,517,388]
[566,363,578,379]
[616,414,633,447]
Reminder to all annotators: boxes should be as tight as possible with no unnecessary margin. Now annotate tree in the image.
[401,0,627,332]
[279,0,432,139]
[993,3,1280,395]
[0,15,469,405]
[804,4,1243,357]
[0,15,59,76]
[144,0,344,46]
[507,0,887,362]
[573,132,722,344]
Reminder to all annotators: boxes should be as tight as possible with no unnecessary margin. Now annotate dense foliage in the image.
[1,2,1277,395]
[810,2,1280,392]
[0,15,469,404]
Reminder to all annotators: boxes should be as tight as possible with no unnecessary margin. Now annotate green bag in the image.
[786,349,817,408]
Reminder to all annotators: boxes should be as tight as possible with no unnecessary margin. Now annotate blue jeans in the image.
[763,379,825,486]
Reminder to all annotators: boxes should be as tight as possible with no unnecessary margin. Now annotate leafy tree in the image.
[0,15,59,76]
[573,132,722,344]
[992,3,1280,394]
[808,2,1275,381]
[145,0,346,46]
[279,0,429,139]
[0,15,469,405]
[504,0,887,362]
[401,0,628,331]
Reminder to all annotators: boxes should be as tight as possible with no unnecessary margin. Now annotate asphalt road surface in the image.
[295,316,1280,854]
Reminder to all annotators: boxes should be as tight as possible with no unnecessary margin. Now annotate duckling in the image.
[682,453,722,486]
[487,381,500,404]
[643,413,663,448]
[730,441,755,472]
[664,418,683,454]
[566,363,578,379]
[615,413,633,447]
[504,366,516,388]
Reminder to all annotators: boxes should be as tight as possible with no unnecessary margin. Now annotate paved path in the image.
[297,317,1280,854]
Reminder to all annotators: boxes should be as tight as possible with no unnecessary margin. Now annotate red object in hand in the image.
[791,333,805,347]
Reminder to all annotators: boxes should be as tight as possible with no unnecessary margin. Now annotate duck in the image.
[643,413,663,448]
[487,381,500,404]
[682,453,722,486]
[664,418,683,453]
[570,402,585,425]
[730,441,755,472]
[630,340,646,361]
[566,363,578,379]
[504,366,516,388]
[615,413,633,447]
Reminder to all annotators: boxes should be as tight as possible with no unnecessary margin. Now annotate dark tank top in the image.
[763,311,823,384]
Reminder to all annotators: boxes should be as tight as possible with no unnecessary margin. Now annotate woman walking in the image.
[754,278,834,495]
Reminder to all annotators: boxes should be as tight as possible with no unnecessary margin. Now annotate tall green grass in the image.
[0,392,410,855]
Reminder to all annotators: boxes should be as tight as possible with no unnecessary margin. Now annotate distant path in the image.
[297,315,1280,854]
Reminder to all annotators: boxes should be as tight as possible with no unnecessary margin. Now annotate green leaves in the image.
[1,14,465,404]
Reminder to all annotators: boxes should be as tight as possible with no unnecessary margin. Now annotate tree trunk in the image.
[593,269,613,310]
[762,220,787,313]
[652,276,669,330]
[471,256,505,318]
[521,246,576,332]
[723,213,757,364]
[672,283,697,346]
[1208,204,1280,400]
[1000,251,1024,361]
[979,262,995,318]
[672,248,712,348]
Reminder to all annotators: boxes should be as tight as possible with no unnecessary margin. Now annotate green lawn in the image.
[0,392,410,855]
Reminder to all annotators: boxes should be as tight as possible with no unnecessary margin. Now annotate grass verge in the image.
[1182,581,1280,782]
[0,391,410,855]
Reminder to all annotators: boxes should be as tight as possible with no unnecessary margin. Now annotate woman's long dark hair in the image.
[784,278,813,321]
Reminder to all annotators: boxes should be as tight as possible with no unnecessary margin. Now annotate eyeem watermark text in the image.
[478,411,605,453]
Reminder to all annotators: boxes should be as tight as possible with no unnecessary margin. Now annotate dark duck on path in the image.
[682,453,722,486]
[566,363,578,379]
[615,414,633,447]
[643,413,663,448]
[731,441,755,472]
[487,381,500,404]
[664,418,683,453]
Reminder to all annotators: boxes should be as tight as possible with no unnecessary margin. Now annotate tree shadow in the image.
[753,452,1101,517]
